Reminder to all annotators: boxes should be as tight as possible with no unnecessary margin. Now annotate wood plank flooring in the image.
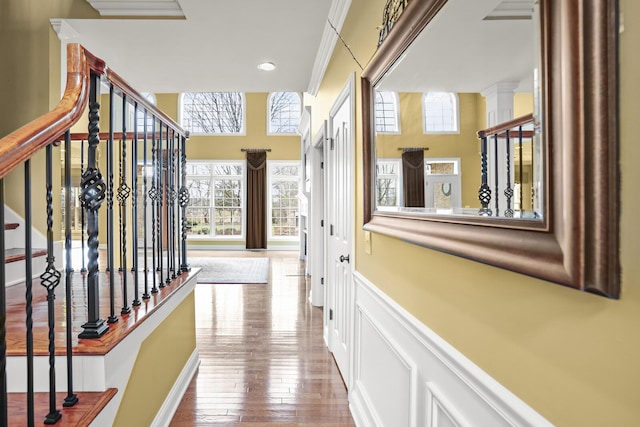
[170,251,355,426]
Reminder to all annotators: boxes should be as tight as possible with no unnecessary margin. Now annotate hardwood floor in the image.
[170,251,355,426]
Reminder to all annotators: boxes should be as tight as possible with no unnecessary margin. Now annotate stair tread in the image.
[7,388,117,427]
[4,223,19,230]
[5,247,47,263]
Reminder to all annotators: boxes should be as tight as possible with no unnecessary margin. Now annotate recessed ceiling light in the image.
[257,62,276,71]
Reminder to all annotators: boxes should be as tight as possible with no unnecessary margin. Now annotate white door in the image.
[326,77,354,386]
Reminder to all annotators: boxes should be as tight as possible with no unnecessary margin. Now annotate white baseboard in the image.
[350,271,552,427]
[151,349,200,427]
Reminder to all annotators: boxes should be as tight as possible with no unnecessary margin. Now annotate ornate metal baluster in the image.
[478,135,492,216]
[106,85,117,324]
[78,72,109,339]
[118,96,131,315]
[149,118,159,294]
[131,103,141,307]
[62,131,78,408]
[80,139,86,273]
[24,159,35,427]
[167,129,176,281]
[493,133,499,216]
[504,128,514,218]
[179,134,190,272]
[142,111,151,299]
[157,125,165,288]
[40,144,62,425]
[0,179,6,427]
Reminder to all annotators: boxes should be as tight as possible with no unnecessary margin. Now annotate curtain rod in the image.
[398,147,429,151]
[241,148,271,152]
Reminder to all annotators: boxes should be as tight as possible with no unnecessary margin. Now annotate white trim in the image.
[50,19,79,40]
[306,0,353,95]
[151,349,200,427]
[351,271,553,427]
[86,0,184,17]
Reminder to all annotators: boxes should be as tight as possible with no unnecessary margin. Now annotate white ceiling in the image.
[58,0,536,96]
[62,0,335,93]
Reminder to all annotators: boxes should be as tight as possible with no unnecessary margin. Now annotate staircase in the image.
[3,211,50,287]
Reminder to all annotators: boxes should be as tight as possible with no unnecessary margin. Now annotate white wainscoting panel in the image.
[350,272,553,427]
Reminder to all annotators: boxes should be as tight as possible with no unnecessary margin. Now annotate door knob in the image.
[339,254,350,263]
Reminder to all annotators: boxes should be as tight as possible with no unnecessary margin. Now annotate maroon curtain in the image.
[402,149,425,207]
[246,151,267,249]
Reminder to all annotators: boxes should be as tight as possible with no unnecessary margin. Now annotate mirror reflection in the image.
[374,0,543,220]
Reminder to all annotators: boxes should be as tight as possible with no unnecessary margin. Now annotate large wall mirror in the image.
[362,0,620,297]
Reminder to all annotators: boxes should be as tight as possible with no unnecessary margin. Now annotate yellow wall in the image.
[113,291,196,426]
[310,0,640,425]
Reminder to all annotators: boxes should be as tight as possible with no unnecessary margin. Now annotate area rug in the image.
[190,257,269,284]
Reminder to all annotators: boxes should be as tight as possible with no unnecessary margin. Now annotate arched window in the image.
[268,92,301,134]
[180,92,245,134]
[423,92,459,133]
[375,91,400,133]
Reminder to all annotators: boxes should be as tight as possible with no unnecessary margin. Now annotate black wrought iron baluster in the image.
[80,139,86,273]
[149,118,158,294]
[106,85,117,325]
[493,133,500,216]
[167,129,175,282]
[78,71,109,339]
[131,103,141,307]
[62,131,78,408]
[40,144,62,425]
[24,159,35,427]
[519,126,525,215]
[504,128,514,218]
[478,135,492,216]
[180,134,190,272]
[0,179,7,427]
[118,95,131,315]
[142,111,150,299]
[157,125,165,288]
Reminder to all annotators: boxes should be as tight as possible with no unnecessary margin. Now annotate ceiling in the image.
[57,0,536,96]
[60,0,339,94]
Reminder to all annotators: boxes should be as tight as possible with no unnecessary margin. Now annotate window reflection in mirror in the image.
[373,0,543,220]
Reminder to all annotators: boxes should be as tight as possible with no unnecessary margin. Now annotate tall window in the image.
[136,93,156,133]
[268,162,300,238]
[375,91,400,133]
[423,92,459,133]
[185,162,244,238]
[268,92,301,134]
[181,92,245,134]
[376,159,401,208]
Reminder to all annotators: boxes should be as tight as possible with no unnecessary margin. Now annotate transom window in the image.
[423,92,459,133]
[181,92,245,135]
[268,92,302,134]
[375,91,400,133]
[268,162,300,239]
[185,162,244,238]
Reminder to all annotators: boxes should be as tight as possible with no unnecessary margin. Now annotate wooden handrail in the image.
[0,43,188,183]
[477,113,535,139]
[0,44,98,181]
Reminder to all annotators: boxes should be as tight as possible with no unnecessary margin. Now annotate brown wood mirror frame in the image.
[361,0,620,297]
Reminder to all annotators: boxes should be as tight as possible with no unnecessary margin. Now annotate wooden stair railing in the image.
[0,43,190,426]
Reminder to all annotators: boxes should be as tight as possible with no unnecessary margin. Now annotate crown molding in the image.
[86,0,184,17]
[306,0,352,96]
[50,19,79,41]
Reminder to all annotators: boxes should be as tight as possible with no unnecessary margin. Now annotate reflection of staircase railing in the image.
[0,44,190,425]
[477,113,536,218]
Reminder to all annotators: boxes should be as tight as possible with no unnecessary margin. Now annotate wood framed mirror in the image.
[361,0,619,297]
